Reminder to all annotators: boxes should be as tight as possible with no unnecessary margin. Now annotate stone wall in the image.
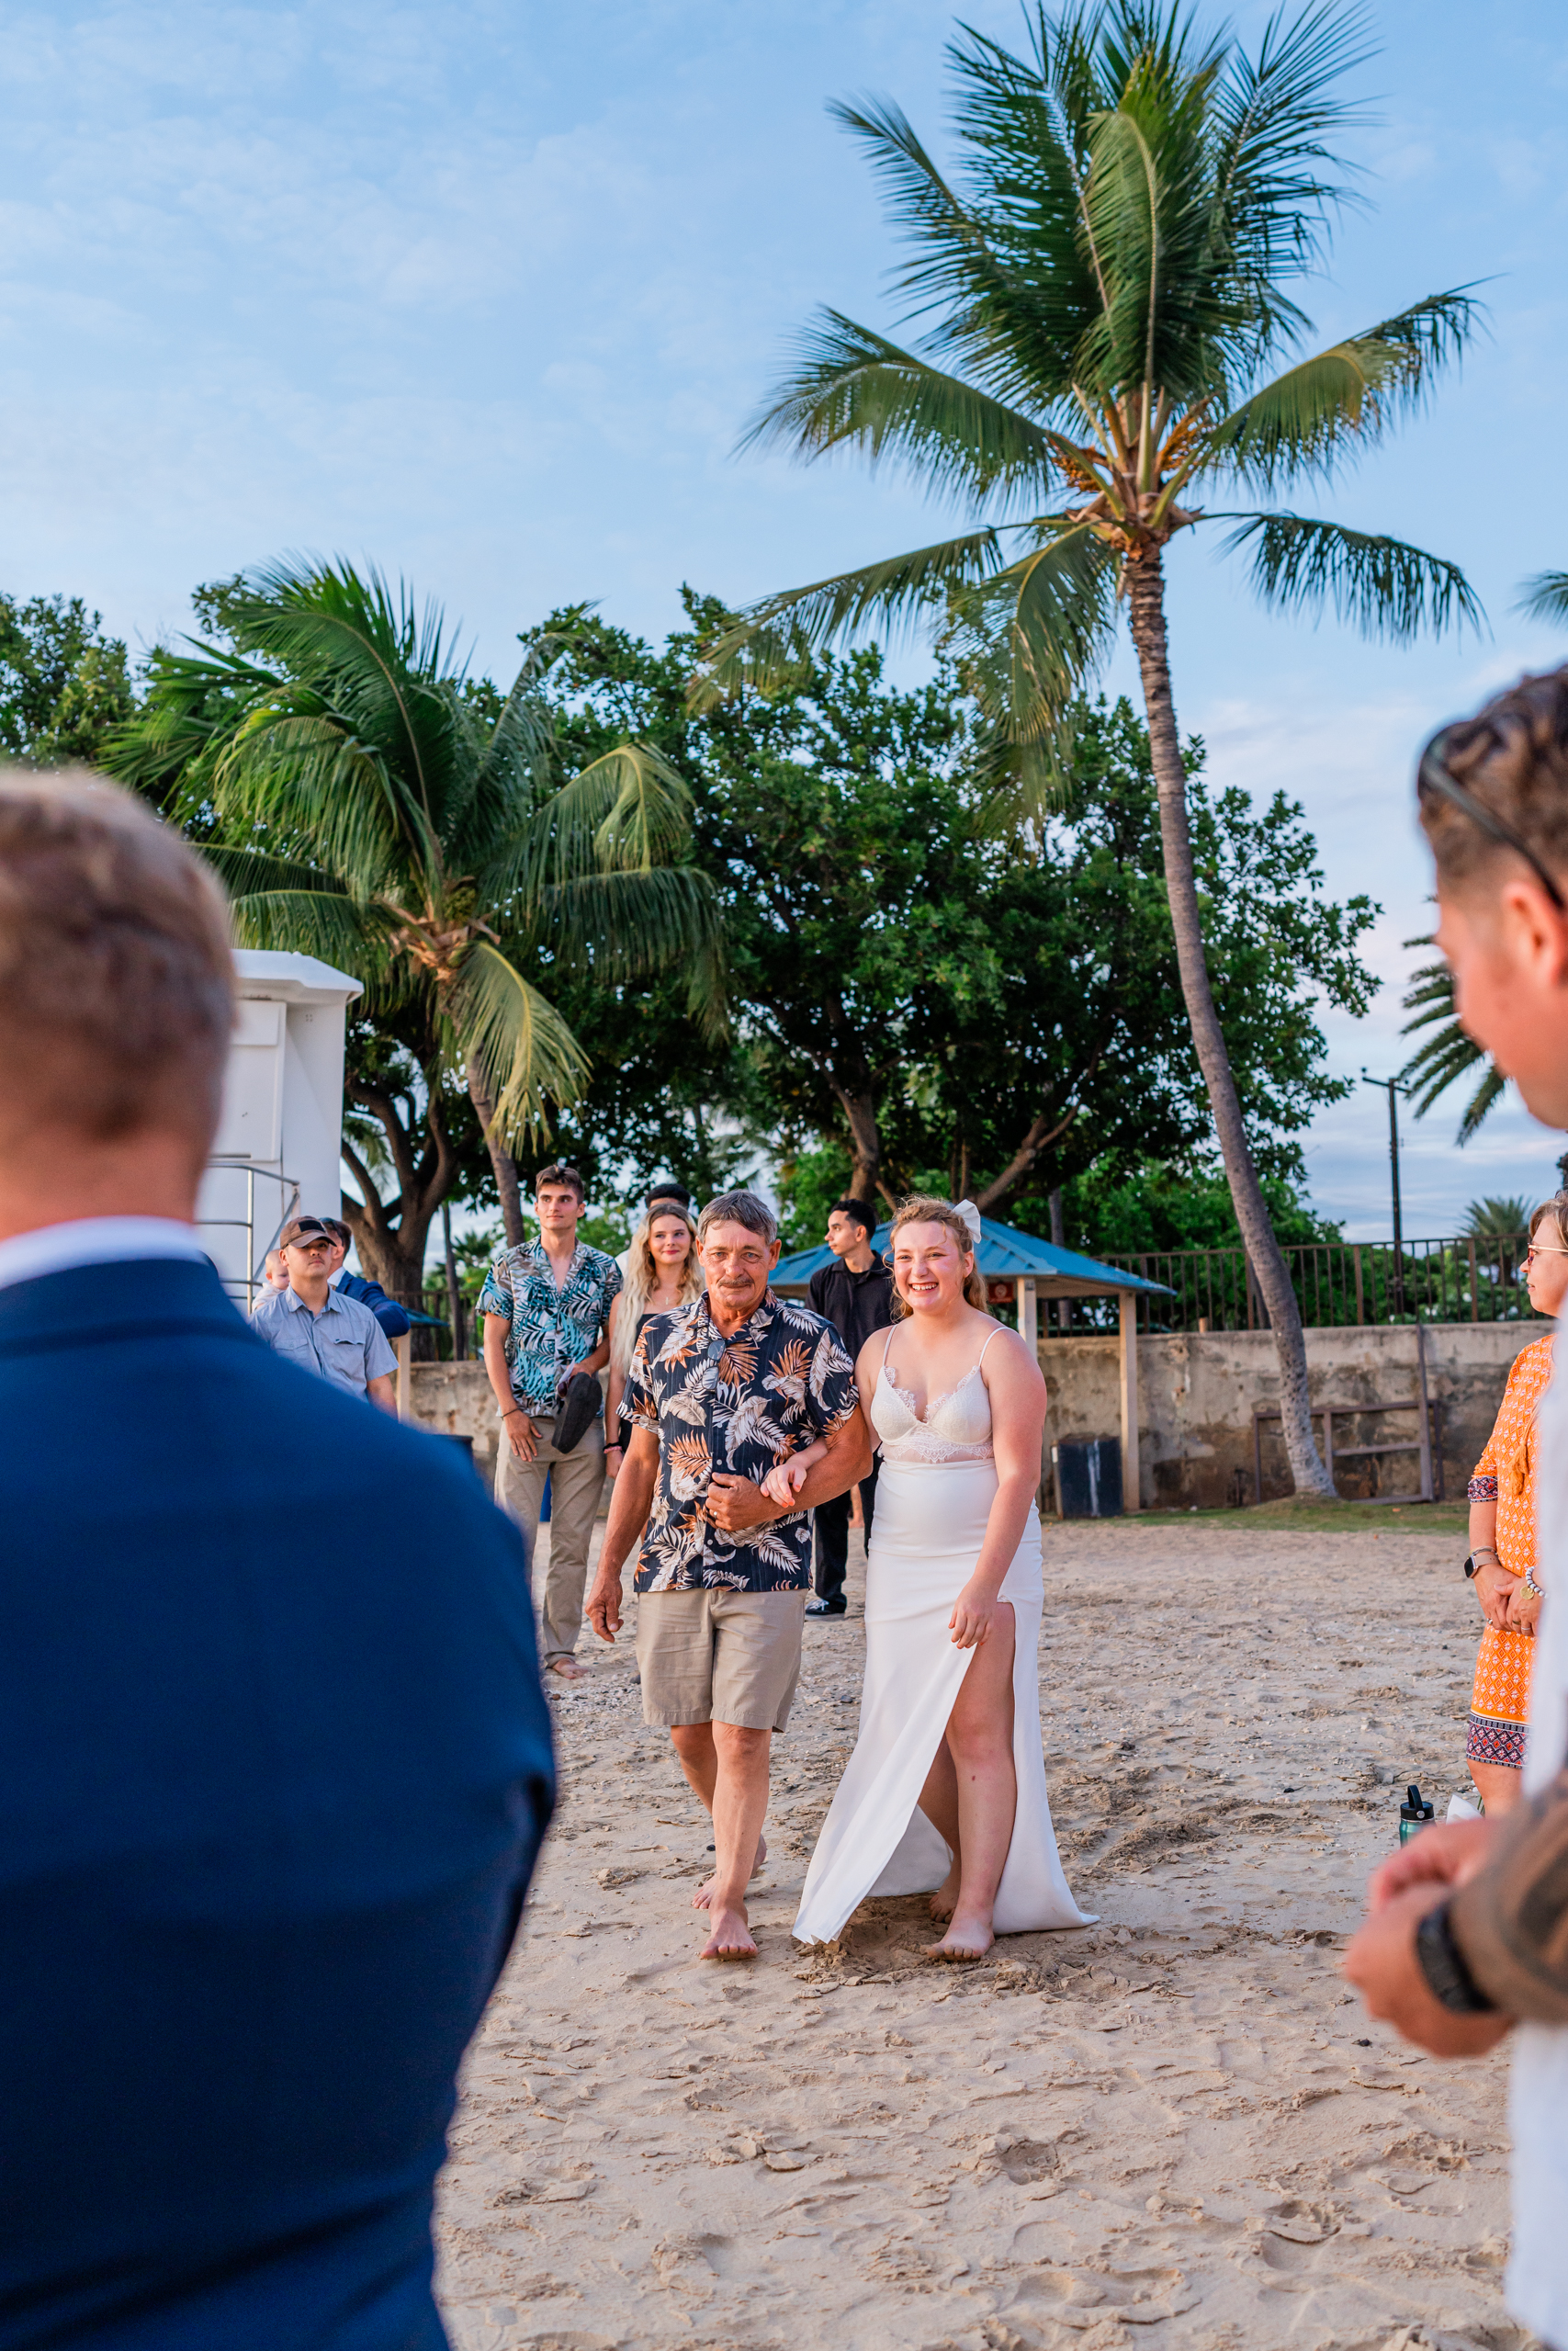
[409,1361,502,1483]
[1041,1321,1540,1510]
[412,1326,1542,1515]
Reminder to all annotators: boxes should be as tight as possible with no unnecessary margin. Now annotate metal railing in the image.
[1068,1232,1534,1334]
[198,1160,300,1311]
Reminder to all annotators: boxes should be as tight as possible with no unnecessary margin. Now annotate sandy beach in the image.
[435,1512,1522,2351]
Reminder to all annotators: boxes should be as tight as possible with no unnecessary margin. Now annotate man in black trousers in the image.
[807,1196,893,1618]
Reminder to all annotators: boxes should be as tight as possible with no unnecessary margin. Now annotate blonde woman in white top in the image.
[604,1204,703,1476]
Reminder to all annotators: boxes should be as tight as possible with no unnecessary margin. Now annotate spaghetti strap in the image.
[976,1326,1004,1371]
[880,1330,896,1370]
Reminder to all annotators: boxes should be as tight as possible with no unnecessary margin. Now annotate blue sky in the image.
[4,0,1567,1235]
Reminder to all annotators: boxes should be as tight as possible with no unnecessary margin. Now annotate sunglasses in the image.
[1527,1242,1568,1263]
[1418,729,1566,913]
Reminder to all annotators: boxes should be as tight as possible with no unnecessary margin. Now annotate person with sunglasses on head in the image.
[1461,1195,1568,1817]
[1345,673,1568,2351]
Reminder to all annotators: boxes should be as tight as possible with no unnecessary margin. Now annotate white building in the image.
[197,950,362,1305]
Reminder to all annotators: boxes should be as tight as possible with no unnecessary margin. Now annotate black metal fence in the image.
[1079,1232,1532,1335]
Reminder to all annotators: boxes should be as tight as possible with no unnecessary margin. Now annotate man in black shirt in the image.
[806,1197,893,1617]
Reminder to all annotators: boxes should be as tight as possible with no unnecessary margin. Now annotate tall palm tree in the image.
[693,0,1483,1498]
[107,559,721,1286]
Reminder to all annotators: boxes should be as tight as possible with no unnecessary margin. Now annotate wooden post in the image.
[1119,1289,1141,1514]
[395,1329,412,1423]
[1415,1323,1435,1502]
[1017,1274,1038,1356]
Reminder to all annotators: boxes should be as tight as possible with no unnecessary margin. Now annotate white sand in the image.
[436,1517,1522,2351]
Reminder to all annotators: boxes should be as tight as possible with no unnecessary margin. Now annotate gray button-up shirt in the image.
[251,1283,400,1399]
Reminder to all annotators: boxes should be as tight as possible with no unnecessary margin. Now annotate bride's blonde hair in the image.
[886,1195,986,1320]
[611,1204,704,1373]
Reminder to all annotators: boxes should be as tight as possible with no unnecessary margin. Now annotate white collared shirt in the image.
[0,1217,207,1295]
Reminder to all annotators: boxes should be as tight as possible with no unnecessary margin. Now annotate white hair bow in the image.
[955,1199,982,1246]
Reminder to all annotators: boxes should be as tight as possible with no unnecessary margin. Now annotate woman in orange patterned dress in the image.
[1465,1192,1568,1811]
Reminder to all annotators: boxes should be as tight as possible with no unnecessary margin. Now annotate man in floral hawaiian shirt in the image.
[479,1164,622,1679]
[586,1191,871,1960]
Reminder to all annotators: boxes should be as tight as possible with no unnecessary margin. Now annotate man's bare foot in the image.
[693,1837,768,1910]
[929,1860,961,1924]
[922,1912,994,1962]
[700,1904,758,1961]
[547,1656,585,1681]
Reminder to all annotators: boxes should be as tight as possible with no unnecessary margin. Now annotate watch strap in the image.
[1416,1898,1497,2015]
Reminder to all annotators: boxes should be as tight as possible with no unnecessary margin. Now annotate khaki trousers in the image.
[494,1418,607,1663]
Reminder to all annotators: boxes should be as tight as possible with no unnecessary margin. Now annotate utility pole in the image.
[1362,1072,1406,1317]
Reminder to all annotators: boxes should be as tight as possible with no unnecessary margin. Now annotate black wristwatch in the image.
[1415,1899,1497,2015]
[1462,1550,1497,1580]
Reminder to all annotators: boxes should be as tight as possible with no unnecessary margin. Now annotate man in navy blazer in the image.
[0,774,555,2349]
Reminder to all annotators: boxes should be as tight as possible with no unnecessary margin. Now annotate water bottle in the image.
[1399,1782,1434,1845]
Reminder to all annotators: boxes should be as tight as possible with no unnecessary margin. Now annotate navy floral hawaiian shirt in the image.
[478,1239,623,1412]
[626,1289,859,1594]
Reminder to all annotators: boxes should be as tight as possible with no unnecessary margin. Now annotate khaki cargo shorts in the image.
[635,1587,808,1733]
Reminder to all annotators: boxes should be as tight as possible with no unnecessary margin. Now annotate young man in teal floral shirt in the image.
[479,1164,622,1678]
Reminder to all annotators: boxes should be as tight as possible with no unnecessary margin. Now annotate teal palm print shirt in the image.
[477,1239,622,1412]
[626,1289,859,1595]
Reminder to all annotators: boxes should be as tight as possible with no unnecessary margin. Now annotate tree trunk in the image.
[467,1057,525,1249]
[832,1083,882,1207]
[1125,552,1333,1499]
[1048,1186,1070,1333]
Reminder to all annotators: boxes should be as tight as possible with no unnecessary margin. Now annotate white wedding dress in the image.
[793,1331,1090,1946]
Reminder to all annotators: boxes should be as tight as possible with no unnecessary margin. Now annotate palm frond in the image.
[687,530,1009,706]
[1204,288,1485,487]
[534,867,725,987]
[477,743,698,918]
[946,521,1121,759]
[1210,0,1373,309]
[1398,940,1505,1143]
[445,939,592,1141]
[222,886,389,978]
[1455,1063,1508,1146]
[741,311,1064,506]
[1517,570,1568,627]
[825,84,1089,413]
[1221,512,1484,640]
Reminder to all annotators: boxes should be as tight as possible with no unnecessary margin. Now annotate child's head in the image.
[1420,670,1568,1127]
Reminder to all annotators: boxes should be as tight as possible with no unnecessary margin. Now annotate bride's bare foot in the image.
[922,1910,995,1962]
[693,1836,767,1911]
[700,1903,758,1961]
[929,1860,962,1924]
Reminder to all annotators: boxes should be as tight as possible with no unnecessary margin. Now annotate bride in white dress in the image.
[789,1196,1089,1959]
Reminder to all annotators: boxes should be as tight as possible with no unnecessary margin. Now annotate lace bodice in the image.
[869,1334,998,1464]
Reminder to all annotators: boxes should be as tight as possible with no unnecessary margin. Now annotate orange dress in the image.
[1467,1331,1553,1770]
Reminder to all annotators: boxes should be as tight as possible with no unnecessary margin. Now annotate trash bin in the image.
[1054,1436,1123,1519]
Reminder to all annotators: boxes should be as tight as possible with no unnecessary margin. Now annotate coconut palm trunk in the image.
[467,1056,526,1249]
[1127,556,1330,1495]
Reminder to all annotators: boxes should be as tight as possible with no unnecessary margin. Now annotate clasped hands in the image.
[1341,1819,1512,2059]
[1472,1559,1540,1633]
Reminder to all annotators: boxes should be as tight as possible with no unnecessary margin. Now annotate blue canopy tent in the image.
[773,1213,1172,1514]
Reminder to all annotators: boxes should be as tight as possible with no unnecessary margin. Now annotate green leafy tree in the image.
[0,593,136,766]
[548,610,1373,1244]
[699,0,1481,1494]
[105,559,721,1297]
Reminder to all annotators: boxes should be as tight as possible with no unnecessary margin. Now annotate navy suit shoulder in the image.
[0,1257,554,2350]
